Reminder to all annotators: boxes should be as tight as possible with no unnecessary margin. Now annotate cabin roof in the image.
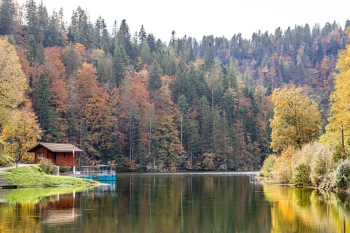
[27,142,83,153]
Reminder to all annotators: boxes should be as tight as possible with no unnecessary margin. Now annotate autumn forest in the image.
[0,0,350,172]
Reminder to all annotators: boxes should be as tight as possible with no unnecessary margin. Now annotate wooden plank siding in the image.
[28,143,82,167]
[54,152,76,166]
[34,150,76,166]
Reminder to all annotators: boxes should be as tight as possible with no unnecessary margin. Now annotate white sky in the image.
[18,0,350,43]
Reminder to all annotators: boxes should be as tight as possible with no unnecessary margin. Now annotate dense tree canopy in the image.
[0,0,349,170]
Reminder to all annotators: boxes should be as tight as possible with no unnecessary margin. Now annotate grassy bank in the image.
[1,165,99,187]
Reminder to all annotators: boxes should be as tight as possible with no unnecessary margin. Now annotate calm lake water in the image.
[0,172,350,233]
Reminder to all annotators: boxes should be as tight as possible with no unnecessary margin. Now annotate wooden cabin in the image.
[28,143,83,166]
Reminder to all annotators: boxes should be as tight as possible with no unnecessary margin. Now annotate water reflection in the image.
[0,173,350,233]
[263,185,350,233]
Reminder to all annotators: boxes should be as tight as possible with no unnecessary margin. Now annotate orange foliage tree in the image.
[118,75,153,167]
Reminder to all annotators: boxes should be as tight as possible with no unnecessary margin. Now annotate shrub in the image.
[128,159,137,171]
[260,154,277,177]
[290,163,311,186]
[272,147,294,183]
[52,166,59,175]
[39,158,53,174]
[59,166,72,173]
[332,142,350,164]
[287,142,333,187]
[0,154,15,167]
[289,145,311,186]
[203,157,214,171]
[273,157,292,183]
[309,143,334,186]
[168,162,178,172]
[318,171,333,190]
[194,161,202,171]
[203,152,215,171]
[332,159,350,189]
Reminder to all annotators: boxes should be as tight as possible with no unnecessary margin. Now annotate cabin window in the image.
[38,152,44,159]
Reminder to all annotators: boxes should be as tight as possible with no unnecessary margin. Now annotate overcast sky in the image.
[17,0,350,42]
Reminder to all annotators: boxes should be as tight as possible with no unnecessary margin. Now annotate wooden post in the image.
[73,145,75,175]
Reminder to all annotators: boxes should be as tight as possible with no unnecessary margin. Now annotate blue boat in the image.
[97,174,116,181]
[78,174,94,180]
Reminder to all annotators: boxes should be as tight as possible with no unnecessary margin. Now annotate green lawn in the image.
[2,165,99,187]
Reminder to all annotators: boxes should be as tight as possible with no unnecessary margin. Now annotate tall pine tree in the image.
[0,0,16,35]
[32,73,59,141]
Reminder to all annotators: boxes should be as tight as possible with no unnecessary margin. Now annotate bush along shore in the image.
[1,165,99,188]
[258,142,350,193]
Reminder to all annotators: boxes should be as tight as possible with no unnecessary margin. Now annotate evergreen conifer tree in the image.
[148,60,162,92]
[113,44,128,87]
[32,73,59,141]
[0,0,16,35]
[204,42,215,71]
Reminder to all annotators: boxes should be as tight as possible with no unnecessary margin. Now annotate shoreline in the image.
[256,173,350,194]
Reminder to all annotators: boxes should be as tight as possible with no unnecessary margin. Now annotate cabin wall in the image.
[34,147,50,164]
[55,152,76,166]
[34,146,76,166]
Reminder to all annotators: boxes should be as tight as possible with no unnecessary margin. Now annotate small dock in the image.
[75,165,116,182]
[0,175,17,189]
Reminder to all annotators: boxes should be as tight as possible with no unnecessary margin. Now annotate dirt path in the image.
[0,164,34,173]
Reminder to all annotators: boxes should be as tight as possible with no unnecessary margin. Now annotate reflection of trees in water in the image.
[0,202,40,232]
[0,191,79,232]
[0,174,271,232]
[263,184,350,233]
[0,188,86,232]
[81,174,272,233]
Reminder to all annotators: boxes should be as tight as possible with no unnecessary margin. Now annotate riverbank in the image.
[259,143,350,194]
[256,172,350,194]
[0,165,99,188]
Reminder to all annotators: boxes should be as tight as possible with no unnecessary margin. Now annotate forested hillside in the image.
[0,0,349,171]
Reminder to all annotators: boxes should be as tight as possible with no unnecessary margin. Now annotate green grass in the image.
[2,165,99,187]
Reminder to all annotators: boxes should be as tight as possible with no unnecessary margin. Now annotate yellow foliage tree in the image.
[0,37,27,123]
[0,107,42,163]
[270,85,321,152]
[321,45,350,147]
